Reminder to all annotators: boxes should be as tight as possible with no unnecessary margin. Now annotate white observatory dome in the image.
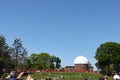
[74,56,88,64]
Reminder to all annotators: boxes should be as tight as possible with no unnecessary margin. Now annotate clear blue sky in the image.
[0,0,120,70]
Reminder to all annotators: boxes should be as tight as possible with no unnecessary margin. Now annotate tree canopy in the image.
[0,35,12,70]
[0,35,28,71]
[27,53,61,70]
[95,42,120,75]
[12,38,28,69]
[0,35,61,72]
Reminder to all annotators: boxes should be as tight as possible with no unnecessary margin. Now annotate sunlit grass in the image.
[30,72,113,80]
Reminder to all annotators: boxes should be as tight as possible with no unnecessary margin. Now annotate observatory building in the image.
[65,56,93,72]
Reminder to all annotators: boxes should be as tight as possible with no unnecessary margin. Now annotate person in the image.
[104,75,108,80]
[113,73,120,80]
[26,75,32,80]
[84,78,89,80]
[26,74,35,80]
[9,69,17,80]
[17,72,25,79]
[4,70,34,80]
[98,75,104,80]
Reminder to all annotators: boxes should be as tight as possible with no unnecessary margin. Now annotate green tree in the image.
[56,57,61,69]
[95,42,120,75]
[0,35,13,71]
[12,38,28,69]
[28,53,40,69]
[28,53,61,70]
[28,53,51,70]
[51,55,61,69]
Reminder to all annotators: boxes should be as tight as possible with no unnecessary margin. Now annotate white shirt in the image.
[113,74,120,80]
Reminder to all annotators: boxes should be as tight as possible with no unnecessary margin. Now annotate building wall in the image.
[65,66,75,71]
[88,67,93,72]
[75,64,88,72]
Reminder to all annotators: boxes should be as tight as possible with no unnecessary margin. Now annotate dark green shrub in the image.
[1,73,9,79]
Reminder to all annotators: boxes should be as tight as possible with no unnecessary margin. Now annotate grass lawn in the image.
[29,72,113,80]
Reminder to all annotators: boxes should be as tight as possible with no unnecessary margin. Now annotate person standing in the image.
[10,69,17,80]
[113,73,120,80]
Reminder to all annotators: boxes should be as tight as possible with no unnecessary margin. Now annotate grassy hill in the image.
[29,72,113,80]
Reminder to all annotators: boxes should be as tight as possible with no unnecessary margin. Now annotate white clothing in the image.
[113,74,120,80]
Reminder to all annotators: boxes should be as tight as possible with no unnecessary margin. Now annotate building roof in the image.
[74,56,88,64]
[65,66,75,68]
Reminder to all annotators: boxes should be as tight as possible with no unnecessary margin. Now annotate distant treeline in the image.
[0,35,61,72]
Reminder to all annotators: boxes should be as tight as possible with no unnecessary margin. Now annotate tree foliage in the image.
[27,53,61,70]
[12,38,28,69]
[0,35,13,70]
[0,35,61,72]
[0,35,28,71]
[95,42,120,75]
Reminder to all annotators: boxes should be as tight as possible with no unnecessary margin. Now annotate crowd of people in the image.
[0,69,120,80]
[98,73,120,80]
[98,75,108,80]
[0,69,34,80]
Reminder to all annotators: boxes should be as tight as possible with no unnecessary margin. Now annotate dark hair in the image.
[84,78,88,80]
